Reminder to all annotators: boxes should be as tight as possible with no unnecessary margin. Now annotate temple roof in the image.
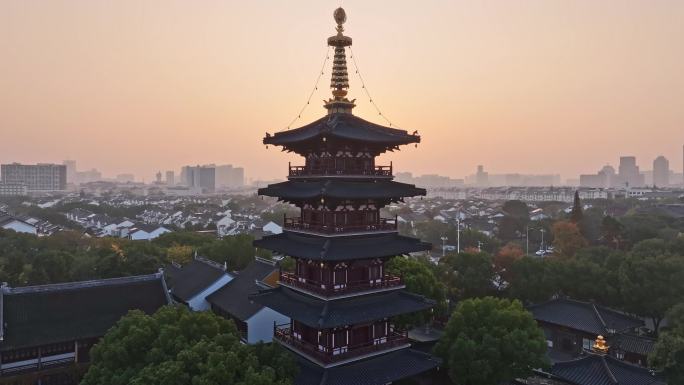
[550,353,664,385]
[295,348,441,385]
[258,179,426,202]
[249,286,434,328]
[264,113,420,153]
[206,259,279,321]
[0,273,170,351]
[529,298,643,336]
[254,232,431,261]
[168,258,229,303]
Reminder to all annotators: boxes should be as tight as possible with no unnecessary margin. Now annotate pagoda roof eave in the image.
[258,180,426,202]
[249,286,434,329]
[253,232,432,261]
[263,113,420,149]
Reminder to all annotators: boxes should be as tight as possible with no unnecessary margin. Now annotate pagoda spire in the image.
[325,7,356,115]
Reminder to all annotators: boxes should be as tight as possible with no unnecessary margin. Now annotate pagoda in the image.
[251,8,441,385]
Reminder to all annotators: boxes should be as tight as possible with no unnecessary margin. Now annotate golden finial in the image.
[592,335,609,354]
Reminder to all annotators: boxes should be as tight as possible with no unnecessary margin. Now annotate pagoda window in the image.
[333,262,348,289]
[373,321,389,344]
[351,324,372,346]
[332,328,349,355]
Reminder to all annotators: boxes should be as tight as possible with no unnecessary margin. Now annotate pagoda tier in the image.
[254,232,431,262]
[258,180,425,204]
[264,113,420,156]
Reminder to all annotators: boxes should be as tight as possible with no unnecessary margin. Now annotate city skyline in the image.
[1,1,683,181]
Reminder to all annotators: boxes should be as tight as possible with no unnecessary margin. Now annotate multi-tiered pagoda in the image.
[251,8,441,385]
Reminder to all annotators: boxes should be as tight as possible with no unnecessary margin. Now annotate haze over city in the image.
[2,0,683,182]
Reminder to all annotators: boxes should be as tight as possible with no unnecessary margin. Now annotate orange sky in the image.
[1,0,683,182]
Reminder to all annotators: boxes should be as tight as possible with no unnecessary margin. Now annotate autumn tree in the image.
[551,221,587,257]
[494,242,524,285]
[434,297,548,385]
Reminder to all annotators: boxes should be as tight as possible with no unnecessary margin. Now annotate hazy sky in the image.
[1,0,683,182]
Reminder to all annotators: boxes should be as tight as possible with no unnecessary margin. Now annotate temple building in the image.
[250,8,441,385]
[0,272,171,385]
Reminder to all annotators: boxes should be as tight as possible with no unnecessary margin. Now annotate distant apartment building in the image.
[215,164,245,189]
[180,165,215,192]
[653,155,669,187]
[580,164,615,188]
[475,165,489,187]
[615,156,644,187]
[165,170,175,186]
[116,173,135,183]
[0,182,28,196]
[0,163,66,191]
[63,160,77,183]
[75,168,102,184]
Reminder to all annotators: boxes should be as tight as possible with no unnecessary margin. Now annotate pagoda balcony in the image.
[273,324,409,366]
[283,216,397,235]
[279,271,404,298]
[288,163,392,178]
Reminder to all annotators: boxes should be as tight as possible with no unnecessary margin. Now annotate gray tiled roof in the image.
[254,232,431,261]
[611,333,656,357]
[529,298,643,335]
[295,348,440,385]
[206,259,278,321]
[551,353,664,385]
[169,259,227,302]
[250,286,434,328]
[258,180,426,202]
[0,273,170,351]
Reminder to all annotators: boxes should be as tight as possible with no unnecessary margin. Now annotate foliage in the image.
[166,244,194,265]
[551,221,587,257]
[619,254,684,332]
[570,191,583,224]
[386,256,447,325]
[439,252,494,300]
[494,242,524,284]
[433,297,548,385]
[81,306,297,385]
[506,257,555,304]
[650,304,684,383]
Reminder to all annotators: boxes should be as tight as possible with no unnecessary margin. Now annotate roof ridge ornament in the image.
[324,7,356,115]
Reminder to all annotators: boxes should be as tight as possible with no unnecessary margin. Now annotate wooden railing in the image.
[283,216,397,234]
[279,272,403,297]
[273,324,408,364]
[0,357,76,376]
[288,163,392,177]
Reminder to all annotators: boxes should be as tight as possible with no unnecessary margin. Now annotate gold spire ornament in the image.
[324,7,356,114]
[592,335,610,354]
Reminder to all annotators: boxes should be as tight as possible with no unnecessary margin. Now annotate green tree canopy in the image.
[386,256,447,324]
[82,306,297,385]
[433,297,548,385]
[649,304,684,383]
[439,252,494,300]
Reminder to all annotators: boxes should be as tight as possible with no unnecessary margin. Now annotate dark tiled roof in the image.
[0,273,170,351]
[529,298,643,335]
[258,180,426,202]
[611,333,656,357]
[206,259,278,321]
[295,348,441,385]
[250,286,434,328]
[551,353,664,385]
[264,113,420,148]
[254,232,431,261]
[169,259,228,302]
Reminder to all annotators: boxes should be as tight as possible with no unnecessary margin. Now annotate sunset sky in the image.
[1,0,683,182]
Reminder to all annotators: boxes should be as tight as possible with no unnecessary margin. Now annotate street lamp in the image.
[440,236,448,258]
[456,218,462,254]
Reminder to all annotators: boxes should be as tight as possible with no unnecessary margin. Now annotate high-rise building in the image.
[616,156,644,187]
[476,165,489,187]
[1,163,67,191]
[215,164,245,189]
[653,156,669,187]
[180,165,215,192]
[249,9,440,384]
[63,160,77,184]
[165,171,175,186]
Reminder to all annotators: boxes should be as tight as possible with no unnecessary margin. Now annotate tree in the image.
[433,297,548,385]
[494,242,524,285]
[506,257,555,304]
[498,200,530,241]
[386,256,447,325]
[619,254,684,332]
[650,304,684,383]
[82,306,296,385]
[166,244,193,265]
[439,252,494,300]
[551,221,587,257]
[601,216,624,249]
[570,191,583,223]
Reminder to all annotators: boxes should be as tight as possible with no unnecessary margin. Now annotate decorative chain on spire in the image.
[281,47,331,131]
[348,47,397,128]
